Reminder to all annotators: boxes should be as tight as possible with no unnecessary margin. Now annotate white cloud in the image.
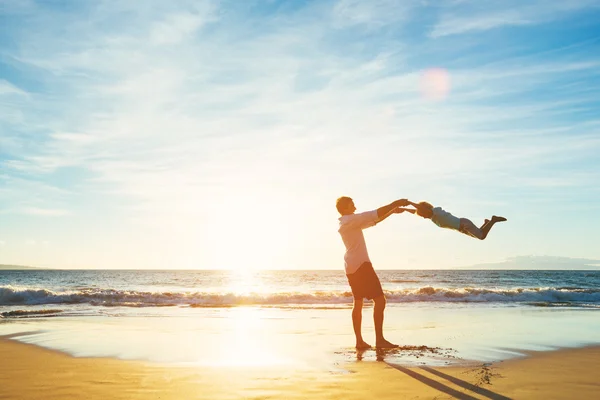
[19,207,70,217]
[431,11,533,38]
[0,80,28,96]
[149,10,214,45]
[332,0,413,27]
[430,1,600,37]
[0,0,36,14]
[50,132,98,145]
[4,2,598,189]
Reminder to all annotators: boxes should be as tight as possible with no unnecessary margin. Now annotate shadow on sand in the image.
[386,364,512,400]
[353,346,511,399]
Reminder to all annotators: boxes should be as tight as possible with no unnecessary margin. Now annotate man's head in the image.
[415,201,434,219]
[336,196,356,215]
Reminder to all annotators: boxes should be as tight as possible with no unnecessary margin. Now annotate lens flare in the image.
[420,68,451,101]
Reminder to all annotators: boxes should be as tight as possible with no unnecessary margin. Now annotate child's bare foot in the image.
[492,216,507,223]
[376,339,399,349]
[356,341,371,350]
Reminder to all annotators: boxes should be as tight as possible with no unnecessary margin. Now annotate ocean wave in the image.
[1,285,600,308]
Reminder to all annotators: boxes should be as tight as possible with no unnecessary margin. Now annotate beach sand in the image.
[1,338,599,399]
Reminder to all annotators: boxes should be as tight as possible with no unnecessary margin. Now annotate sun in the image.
[206,193,294,270]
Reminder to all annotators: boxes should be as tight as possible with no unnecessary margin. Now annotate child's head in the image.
[415,201,434,219]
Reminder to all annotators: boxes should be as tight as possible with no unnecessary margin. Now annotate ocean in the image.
[2,269,600,310]
[1,269,600,368]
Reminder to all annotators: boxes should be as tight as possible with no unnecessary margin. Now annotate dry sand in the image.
[1,338,599,399]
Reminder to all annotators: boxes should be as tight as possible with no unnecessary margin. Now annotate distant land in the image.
[0,264,42,270]
[2,256,600,270]
[462,256,600,270]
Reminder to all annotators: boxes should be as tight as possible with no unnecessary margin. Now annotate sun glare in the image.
[224,267,268,296]
[207,194,294,270]
[212,307,287,367]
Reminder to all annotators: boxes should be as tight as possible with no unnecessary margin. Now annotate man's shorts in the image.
[346,262,384,300]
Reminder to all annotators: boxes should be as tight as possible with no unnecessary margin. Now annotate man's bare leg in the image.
[352,297,370,349]
[373,295,398,348]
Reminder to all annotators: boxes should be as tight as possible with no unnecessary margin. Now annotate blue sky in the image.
[1,0,599,269]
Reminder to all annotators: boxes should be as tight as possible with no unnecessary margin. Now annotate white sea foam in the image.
[1,285,599,308]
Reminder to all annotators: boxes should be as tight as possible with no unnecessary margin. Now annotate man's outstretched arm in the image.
[377,206,416,223]
[376,199,410,223]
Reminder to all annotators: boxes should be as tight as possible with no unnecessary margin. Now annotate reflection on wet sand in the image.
[355,345,457,364]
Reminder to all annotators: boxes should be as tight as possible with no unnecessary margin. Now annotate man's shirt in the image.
[338,210,379,274]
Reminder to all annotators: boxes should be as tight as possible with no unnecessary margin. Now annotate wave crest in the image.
[1,285,599,308]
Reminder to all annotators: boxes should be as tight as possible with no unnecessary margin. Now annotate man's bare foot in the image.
[492,216,507,223]
[356,341,371,350]
[376,339,399,349]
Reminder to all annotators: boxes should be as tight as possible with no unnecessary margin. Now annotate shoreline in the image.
[2,336,600,399]
[2,304,600,368]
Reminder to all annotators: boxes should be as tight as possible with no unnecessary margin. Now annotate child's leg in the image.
[481,216,507,239]
[459,219,485,240]
[462,216,507,240]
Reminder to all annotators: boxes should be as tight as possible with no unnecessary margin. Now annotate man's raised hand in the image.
[394,199,410,207]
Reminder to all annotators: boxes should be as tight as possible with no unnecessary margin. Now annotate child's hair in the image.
[417,201,433,210]
[415,201,434,218]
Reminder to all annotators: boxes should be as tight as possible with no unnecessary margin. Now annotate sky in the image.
[1,0,599,270]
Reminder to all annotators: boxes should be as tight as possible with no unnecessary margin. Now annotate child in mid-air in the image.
[397,201,506,240]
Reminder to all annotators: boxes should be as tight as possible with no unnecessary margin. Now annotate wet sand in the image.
[1,338,599,399]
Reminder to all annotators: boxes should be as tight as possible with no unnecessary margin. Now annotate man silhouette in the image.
[336,196,409,349]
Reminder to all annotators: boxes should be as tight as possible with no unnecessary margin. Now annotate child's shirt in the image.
[431,207,461,230]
